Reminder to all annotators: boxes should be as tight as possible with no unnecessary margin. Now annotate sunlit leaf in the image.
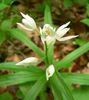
[74,39,87,46]
[81,18,89,27]
[0,62,43,73]
[1,19,12,31]
[10,29,45,61]
[56,42,89,69]
[0,92,13,100]
[50,73,74,100]
[44,5,52,25]
[62,73,89,85]
[24,75,46,100]
[0,3,8,10]
[0,71,41,87]
[72,86,89,100]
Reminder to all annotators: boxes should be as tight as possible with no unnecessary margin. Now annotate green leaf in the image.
[86,4,89,16]
[19,82,34,96]
[56,42,89,69]
[50,76,62,100]
[39,90,47,100]
[74,39,87,46]
[63,0,73,9]
[10,29,45,61]
[74,0,88,6]
[44,5,52,25]
[20,82,47,100]
[0,62,43,73]
[72,86,89,100]
[81,18,89,27]
[57,73,74,100]
[16,90,24,100]
[50,73,74,100]
[1,19,12,31]
[0,32,6,45]
[24,75,46,100]
[0,92,13,100]
[2,0,15,5]
[0,3,8,10]
[0,71,41,87]
[51,87,61,100]
[62,73,89,85]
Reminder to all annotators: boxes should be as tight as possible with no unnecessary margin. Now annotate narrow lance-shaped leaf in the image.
[0,62,43,73]
[50,72,74,100]
[39,90,47,100]
[50,74,63,100]
[62,73,89,85]
[10,28,45,61]
[44,4,53,25]
[0,72,41,87]
[24,75,46,100]
[81,18,89,27]
[0,3,8,10]
[56,42,89,70]
[57,72,74,100]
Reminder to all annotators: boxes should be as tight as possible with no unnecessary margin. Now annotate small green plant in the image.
[63,0,89,8]
[0,4,89,100]
[0,0,21,45]
[81,3,89,27]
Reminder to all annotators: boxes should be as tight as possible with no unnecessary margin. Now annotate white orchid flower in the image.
[40,25,56,45]
[46,65,55,81]
[16,57,38,66]
[40,22,78,45]
[17,12,37,31]
[56,22,78,41]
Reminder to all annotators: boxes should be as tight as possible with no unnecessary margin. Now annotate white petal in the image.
[20,12,27,19]
[46,65,55,81]
[46,36,55,45]
[39,27,42,35]
[56,28,70,38]
[43,24,54,35]
[22,19,32,28]
[57,22,70,32]
[17,23,33,31]
[39,27,45,44]
[21,12,35,24]
[43,24,54,31]
[87,62,89,68]
[16,57,38,66]
[57,35,79,41]
[20,12,37,29]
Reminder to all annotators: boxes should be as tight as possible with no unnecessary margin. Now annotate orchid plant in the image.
[17,12,78,81]
[0,6,89,100]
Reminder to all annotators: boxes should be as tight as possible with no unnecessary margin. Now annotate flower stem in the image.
[44,42,49,66]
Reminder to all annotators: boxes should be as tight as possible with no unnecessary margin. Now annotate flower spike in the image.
[17,13,78,45]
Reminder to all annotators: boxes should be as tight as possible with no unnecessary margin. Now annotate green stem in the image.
[44,42,49,66]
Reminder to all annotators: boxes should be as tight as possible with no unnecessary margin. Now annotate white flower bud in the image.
[46,65,55,81]
[16,57,38,66]
[21,12,37,29]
